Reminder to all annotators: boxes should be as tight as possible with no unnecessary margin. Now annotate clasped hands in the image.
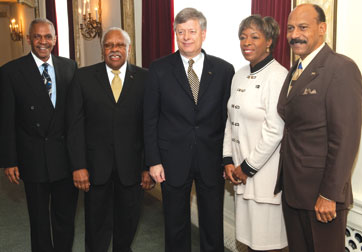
[224,164,247,185]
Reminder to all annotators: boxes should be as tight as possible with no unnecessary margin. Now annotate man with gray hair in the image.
[66,27,153,252]
[144,8,234,252]
[0,18,78,251]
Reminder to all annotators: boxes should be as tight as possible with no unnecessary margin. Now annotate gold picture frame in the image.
[121,0,136,65]
[293,0,337,50]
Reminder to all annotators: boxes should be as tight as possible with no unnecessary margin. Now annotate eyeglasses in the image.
[103,43,127,50]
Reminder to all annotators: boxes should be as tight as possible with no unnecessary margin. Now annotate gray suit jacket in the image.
[275,44,362,210]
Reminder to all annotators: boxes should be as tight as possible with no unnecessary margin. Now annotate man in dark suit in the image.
[275,4,362,252]
[144,8,234,252]
[0,18,78,251]
[66,27,153,252]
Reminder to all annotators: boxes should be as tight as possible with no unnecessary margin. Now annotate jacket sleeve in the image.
[143,63,162,167]
[0,65,18,168]
[242,68,286,177]
[320,58,362,202]
[66,70,87,171]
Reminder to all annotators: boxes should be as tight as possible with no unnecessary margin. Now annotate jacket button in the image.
[30,106,35,110]
[36,123,40,127]
[45,137,48,141]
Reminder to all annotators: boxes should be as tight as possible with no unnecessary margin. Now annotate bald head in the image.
[287,3,326,59]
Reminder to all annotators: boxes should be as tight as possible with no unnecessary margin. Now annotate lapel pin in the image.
[208,71,212,75]
[255,85,260,88]
[130,75,134,79]
[311,72,316,75]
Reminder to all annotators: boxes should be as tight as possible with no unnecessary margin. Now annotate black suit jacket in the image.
[144,50,235,187]
[0,53,77,182]
[66,62,147,186]
[275,44,362,210]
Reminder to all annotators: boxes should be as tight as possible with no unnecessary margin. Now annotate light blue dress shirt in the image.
[31,52,57,107]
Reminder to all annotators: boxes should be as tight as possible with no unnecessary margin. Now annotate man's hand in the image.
[314,195,336,223]
[4,166,20,184]
[140,171,155,190]
[73,169,90,192]
[149,164,165,183]
[233,165,248,185]
[224,164,241,185]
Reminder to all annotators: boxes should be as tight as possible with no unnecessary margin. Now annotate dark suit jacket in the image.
[144,50,235,187]
[0,53,77,182]
[275,44,362,210]
[66,62,147,186]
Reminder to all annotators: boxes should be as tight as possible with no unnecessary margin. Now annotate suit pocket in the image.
[301,156,326,168]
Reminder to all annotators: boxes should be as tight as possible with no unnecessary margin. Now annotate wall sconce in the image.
[9,18,23,41]
[79,0,102,40]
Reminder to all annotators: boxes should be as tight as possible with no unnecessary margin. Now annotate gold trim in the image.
[121,0,136,64]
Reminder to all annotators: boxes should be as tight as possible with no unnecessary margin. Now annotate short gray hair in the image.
[101,27,131,48]
[238,15,280,52]
[173,8,207,31]
[28,18,56,36]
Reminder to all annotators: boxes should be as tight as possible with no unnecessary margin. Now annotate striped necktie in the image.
[42,63,52,98]
[187,59,200,104]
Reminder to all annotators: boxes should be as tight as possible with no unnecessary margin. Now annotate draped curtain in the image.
[45,0,59,56]
[142,0,174,68]
[251,0,291,69]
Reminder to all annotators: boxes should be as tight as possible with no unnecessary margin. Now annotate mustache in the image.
[108,52,122,57]
[290,39,307,45]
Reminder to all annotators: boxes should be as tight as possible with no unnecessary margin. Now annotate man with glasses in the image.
[0,18,78,251]
[66,27,153,252]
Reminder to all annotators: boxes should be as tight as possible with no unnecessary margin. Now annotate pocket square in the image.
[303,88,317,95]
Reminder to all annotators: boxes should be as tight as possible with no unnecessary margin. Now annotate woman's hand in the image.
[233,166,248,185]
[224,164,242,185]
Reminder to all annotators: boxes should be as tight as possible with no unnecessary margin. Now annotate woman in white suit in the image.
[223,15,288,252]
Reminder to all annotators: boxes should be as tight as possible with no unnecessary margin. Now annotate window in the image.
[174,0,251,70]
[55,0,69,58]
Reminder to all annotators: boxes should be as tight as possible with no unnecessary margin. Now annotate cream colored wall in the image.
[0,3,34,66]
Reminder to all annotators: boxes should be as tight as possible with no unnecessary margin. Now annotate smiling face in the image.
[287,4,326,60]
[239,25,272,67]
[27,23,56,62]
[175,19,206,59]
[103,30,129,70]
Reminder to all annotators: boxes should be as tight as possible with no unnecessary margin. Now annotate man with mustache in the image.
[66,27,153,252]
[0,18,78,251]
[275,4,362,252]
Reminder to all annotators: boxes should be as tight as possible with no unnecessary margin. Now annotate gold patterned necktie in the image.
[187,59,200,104]
[111,70,122,102]
[287,62,303,96]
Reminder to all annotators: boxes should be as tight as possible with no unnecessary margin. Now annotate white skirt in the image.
[235,195,288,250]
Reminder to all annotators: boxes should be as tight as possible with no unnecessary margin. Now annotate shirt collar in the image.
[31,51,54,68]
[180,52,203,65]
[106,61,128,76]
[297,42,325,70]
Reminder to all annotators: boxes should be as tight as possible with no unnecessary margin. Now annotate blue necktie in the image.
[42,63,52,98]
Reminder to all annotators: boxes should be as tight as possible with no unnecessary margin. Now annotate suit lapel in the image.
[171,51,195,102]
[117,63,135,105]
[53,56,64,110]
[95,62,115,103]
[198,52,214,101]
[21,54,53,106]
[286,45,330,103]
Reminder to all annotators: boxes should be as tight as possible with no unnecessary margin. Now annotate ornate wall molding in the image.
[121,0,136,64]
